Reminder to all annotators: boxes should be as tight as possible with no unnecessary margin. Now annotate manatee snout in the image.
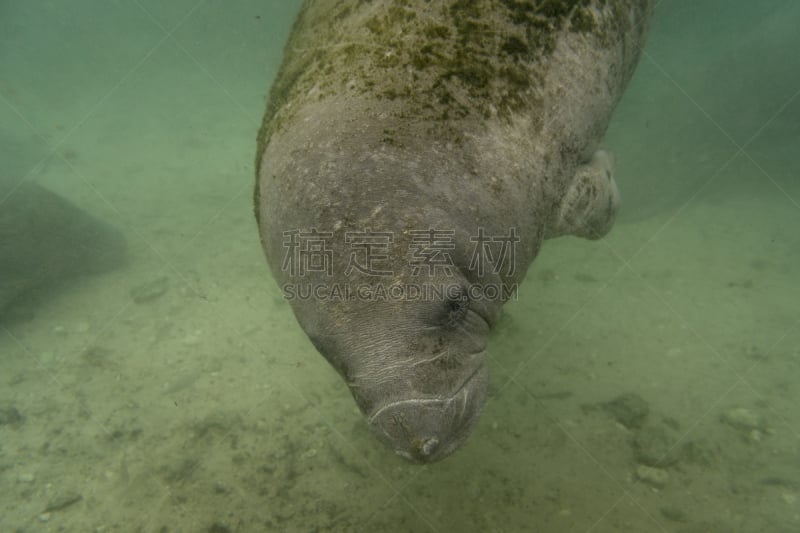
[366,361,489,463]
[305,283,494,462]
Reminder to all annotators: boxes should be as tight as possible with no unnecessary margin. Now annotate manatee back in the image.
[257,0,652,172]
[256,0,653,281]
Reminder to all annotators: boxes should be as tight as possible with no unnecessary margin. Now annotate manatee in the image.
[0,178,127,321]
[255,0,653,462]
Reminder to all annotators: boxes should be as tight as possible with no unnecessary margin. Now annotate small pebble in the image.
[37,513,51,522]
[665,347,683,358]
[636,464,669,488]
[17,472,35,483]
[602,393,650,429]
[720,407,765,431]
[44,492,83,512]
[302,448,318,459]
[183,330,203,346]
[660,506,688,522]
[632,424,679,466]
[130,276,170,304]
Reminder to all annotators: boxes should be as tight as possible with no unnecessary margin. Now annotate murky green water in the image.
[1,1,798,531]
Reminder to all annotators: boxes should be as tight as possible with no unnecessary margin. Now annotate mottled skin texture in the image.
[256,0,652,462]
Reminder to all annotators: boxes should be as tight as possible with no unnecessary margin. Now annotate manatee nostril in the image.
[369,363,489,462]
[414,436,439,457]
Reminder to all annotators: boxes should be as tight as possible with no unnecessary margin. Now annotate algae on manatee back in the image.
[256,0,640,177]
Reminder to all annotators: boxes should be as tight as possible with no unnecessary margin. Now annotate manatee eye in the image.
[441,287,469,329]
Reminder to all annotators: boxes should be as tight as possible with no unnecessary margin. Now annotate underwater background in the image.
[1,0,799,531]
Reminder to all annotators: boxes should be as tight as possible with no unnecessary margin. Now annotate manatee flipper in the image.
[549,150,620,240]
[0,179,127,321]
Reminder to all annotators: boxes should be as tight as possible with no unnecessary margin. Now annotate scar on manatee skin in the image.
[392,412,413,436]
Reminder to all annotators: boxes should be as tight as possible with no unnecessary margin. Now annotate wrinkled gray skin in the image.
[256,0,652,462]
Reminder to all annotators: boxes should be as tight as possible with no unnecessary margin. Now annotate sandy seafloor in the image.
[1,1,799,531]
